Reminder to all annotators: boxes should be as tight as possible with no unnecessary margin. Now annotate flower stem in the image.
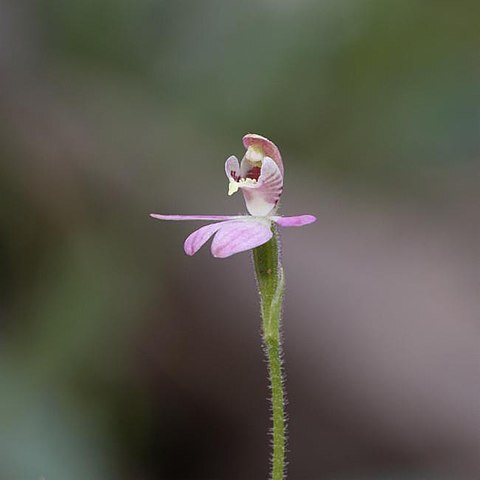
[253,229,286,480]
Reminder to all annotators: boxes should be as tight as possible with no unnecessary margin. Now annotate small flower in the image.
[151,134,316,258]
[226,134,284,217]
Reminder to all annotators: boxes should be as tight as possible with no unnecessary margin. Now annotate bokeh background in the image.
[0,1,478,479]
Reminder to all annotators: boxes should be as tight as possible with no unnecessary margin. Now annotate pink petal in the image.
[184,222,226,256]
[151,214,241,221]
[224,155,240,181]
[272,215,317,227]
[240,157,283,216]
[243,133,284,176]
[210,220,273,258]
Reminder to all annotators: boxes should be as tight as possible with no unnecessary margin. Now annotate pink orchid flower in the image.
[151,134,316,258]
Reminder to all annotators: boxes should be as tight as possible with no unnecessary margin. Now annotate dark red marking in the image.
[246,166,261,181]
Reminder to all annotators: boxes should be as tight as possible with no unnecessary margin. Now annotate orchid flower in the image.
[150,134,316,258]
[151,133,316,479]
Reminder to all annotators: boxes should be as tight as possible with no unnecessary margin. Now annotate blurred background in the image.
[0,1,478,479]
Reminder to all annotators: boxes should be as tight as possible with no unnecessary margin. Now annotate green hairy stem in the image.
[253,229,286,480]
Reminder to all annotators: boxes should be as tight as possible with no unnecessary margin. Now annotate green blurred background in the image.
[0,1,478,479]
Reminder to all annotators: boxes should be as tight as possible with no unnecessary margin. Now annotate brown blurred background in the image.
[0,1,478,479]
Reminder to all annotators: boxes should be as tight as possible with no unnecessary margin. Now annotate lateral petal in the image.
[273,215,317,227]
[151,214,241,221]
[271,215,317,227]
[224,155,240,181]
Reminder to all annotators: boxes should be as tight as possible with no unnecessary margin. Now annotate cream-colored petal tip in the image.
[228,181,239,196]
